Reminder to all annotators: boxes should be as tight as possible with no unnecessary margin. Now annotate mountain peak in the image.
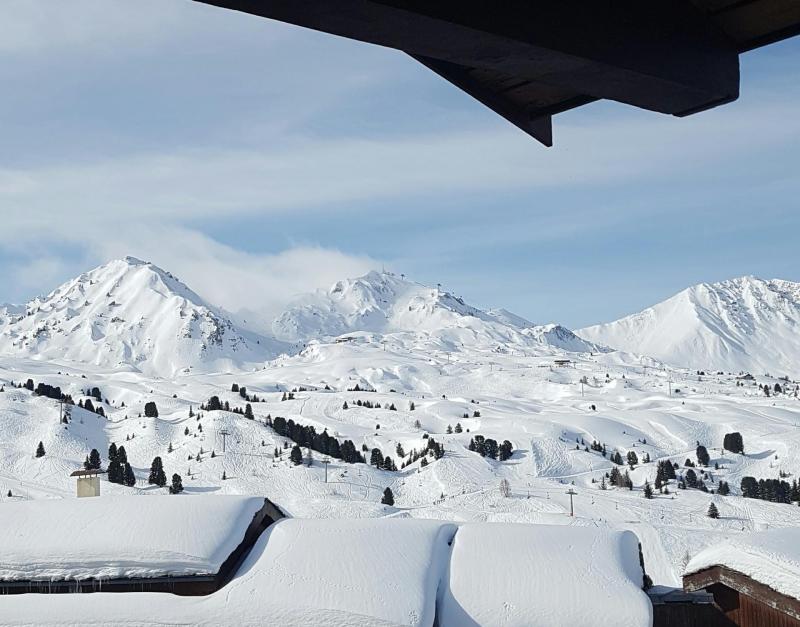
[579,276,800,374]
[0,257,284,377]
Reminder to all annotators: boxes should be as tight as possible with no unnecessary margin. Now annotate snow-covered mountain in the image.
[271,271,600,354]
[578,276,800,376]
[0,257,283,377]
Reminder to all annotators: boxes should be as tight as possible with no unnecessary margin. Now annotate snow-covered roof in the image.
[0,517,653,627]
[0,495,266,581]
[439,523,652,627]
[685,528,800,601]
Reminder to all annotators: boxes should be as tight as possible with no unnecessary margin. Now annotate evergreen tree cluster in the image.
[370,447,398,471]
[107,443,136,487]
[589,440,608,456]
[347,384,375,392]
[290,445,304,465]
[201,395,253,417]
[77,398,105,417]
[468,435,512,461]
[740,476,799,503]
[654,460,677,490]
[15,377,74,404]
[169,473,184,494]
[84,448,102,470]
[231,383,263,403]
[346,398,397,410]
[36,382,71,402]
[723,432,744,454]
[271,416,367,466]
[608,466,633,489]
[148,456,167,487]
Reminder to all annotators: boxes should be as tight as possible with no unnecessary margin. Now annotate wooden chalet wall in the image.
[684,566,800,627]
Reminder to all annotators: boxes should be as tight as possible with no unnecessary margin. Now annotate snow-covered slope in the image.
[578,276,800,376]
[273,271,600,354]
[0,258,285,377]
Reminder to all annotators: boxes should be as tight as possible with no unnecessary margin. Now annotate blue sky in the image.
[1,1,798,328]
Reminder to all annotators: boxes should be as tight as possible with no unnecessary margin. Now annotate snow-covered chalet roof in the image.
[685,528,800,602]
[0,495,266,581]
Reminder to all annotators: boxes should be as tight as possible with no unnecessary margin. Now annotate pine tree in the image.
[396,443,405,458]
[381,487,395,506]
[107,460,123,484]
[643,480,654,499]
[342,401,348,410]
[222,471,227,480]
[35,441,46,458]
[370,448,383,468]
[446,424,453,434]
[290,445,303,466]
[723,432,744,454]
[707,502,720,519]
[144,401,159,418]
[168,442,174,453]
[117,445,128,465]
[696,445,710,467]
[454,423,463,433]
[123,462,136,487]
[627,451,639,469]
[169,473,184,494]
[108,442,118,463]
[148,456,167,486]
[245,403,254,419]
[86,448,101,470]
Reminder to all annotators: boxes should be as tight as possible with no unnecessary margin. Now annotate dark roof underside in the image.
[194,0,800,146]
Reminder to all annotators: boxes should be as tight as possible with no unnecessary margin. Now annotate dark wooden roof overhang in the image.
[193,0,799,146]
[684,565,800,622]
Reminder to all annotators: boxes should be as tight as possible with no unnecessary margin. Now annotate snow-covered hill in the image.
[0,257,284,377]
[3,261,800,593]
[272,271,601,354]
[578,276,800,376]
